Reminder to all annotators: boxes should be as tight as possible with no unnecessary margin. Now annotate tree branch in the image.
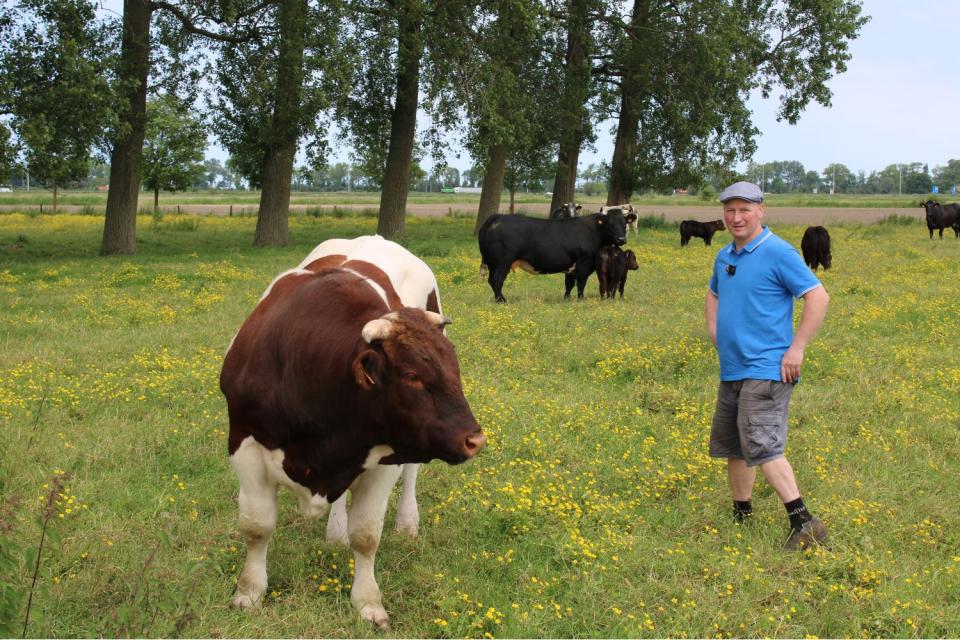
[150,0,264,44]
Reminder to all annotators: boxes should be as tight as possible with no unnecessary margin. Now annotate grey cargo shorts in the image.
[709,379,794,467]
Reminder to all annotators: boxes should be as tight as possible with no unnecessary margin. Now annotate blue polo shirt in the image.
[709,227,821,381]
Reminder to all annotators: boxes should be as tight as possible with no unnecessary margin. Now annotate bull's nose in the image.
[616,236,626,244]
[463,431,486,457]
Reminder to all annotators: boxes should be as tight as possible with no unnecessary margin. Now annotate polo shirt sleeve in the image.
[777,245,821,298]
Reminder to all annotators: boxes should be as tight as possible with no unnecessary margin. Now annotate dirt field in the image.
[0,202,925,224]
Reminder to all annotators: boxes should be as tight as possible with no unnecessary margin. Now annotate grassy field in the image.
[0,189,949,210]
[1,212,959,638]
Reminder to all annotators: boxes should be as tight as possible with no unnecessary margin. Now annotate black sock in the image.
[784,497,812,530]
[733,500,753,523]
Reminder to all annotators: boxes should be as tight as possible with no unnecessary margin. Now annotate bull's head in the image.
[352,308,485,465]
[596,209,637,246]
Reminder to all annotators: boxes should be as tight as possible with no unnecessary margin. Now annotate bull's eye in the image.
[403,371,423,386]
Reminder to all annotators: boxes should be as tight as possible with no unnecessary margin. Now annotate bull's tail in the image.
[476,214,502,279]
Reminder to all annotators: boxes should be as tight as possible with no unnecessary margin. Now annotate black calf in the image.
[680,219,725,246]
[596,246,639,299]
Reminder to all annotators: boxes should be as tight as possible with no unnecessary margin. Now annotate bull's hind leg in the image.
[489,266,509,303]
[348,464,403,630]
[326,494,350,545]
[230,437,279,610]
[394,463,420,537]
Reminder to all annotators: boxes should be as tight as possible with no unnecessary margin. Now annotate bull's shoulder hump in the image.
[302,254,347,273]
[340,259,404,310]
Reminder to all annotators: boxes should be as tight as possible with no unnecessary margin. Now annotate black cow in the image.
[549,202,582,219]
[800,226,832,271]
[478,208,637,303]
[920,200,960,239]
[596,246,639,299]
[680,219,726,246]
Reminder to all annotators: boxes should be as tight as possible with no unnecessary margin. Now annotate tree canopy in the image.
[0,0,116,209]
[142,95,206,208]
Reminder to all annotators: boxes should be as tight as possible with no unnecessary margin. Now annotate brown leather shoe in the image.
[784,517,829,550]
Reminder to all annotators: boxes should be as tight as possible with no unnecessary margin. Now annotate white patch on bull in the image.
[342,267,391,306]
[565,263,576,274]
[233,436,330,520]
[363,445,396,469]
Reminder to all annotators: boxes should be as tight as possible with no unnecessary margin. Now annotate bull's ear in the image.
[626,213,638,223]
[352,349,384,390]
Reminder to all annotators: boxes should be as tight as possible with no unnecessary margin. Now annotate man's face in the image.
[723,199,765,246]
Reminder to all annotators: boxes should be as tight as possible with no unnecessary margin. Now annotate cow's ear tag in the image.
[597,218,605,225]
[353,351,383,390]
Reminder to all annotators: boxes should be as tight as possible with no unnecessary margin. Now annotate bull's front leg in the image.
[230,438,279,610]
[348,464,403,630]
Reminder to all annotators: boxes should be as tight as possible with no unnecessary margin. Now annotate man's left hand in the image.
[781,346,804,383]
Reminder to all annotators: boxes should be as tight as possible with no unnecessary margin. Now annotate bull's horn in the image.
[362,312,399,343]
[423,311,452,327]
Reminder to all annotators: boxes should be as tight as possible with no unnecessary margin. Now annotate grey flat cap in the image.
[719,181,763,203]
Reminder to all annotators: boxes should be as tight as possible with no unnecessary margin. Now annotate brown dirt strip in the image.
[0,202,926,224]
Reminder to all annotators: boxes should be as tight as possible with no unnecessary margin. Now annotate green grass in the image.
[1,213,959,638]
[0,189,947,210]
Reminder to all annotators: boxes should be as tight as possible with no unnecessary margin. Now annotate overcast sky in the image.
[580,1,960,177]
[194,0,959,176]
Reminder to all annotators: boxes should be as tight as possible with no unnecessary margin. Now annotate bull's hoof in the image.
[359,603,391,631]
[231,591,264,610]
[395,519,419,538]
[495,297,506,304]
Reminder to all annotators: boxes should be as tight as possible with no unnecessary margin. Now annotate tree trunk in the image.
[53,183,58,214]
[253,0,307,247]
[606,0,650,205]
[474,142,507,234]
[607,89,639,204]
[548,0,589,214]
[101,0,151,255]
[550,143,580,212]
[509,188,515,214]
[154,188,159,211]
[377,0,423,240]
[254,145,296,245]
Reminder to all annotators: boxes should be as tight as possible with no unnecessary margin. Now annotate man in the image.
[704,181,830,550]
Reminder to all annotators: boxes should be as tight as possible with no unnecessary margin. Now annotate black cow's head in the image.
[596,208,636,245]
[624,249,639,271]
[353,308,485,465]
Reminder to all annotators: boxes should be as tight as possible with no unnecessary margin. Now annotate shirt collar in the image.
[726,226,771,255]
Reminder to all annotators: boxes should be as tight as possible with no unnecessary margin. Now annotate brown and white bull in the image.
[221,244,484,629]
[296,236,443,544]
